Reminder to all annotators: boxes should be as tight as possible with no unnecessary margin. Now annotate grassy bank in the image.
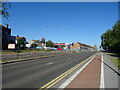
[106,53,120,69]
[2,49,54,54]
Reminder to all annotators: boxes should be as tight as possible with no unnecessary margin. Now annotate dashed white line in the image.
[47,62,54,65]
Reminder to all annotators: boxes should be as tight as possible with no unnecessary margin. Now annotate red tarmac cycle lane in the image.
[65,56,101,88]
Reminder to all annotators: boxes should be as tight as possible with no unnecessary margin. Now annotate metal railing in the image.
[1,50,74,61]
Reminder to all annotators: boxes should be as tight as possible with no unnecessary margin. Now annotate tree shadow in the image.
[97,57,120,76]
[106,53,120,70]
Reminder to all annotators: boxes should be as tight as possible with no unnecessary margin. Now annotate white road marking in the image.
[47,62,54,65]
[100,55,105,89]
[59,55,96,88]
[68,58,71,59]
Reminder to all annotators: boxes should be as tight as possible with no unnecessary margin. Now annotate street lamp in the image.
[44,25,48,47]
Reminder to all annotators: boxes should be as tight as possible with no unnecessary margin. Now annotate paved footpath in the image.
[63,53,119,89]
[103,53,119,89]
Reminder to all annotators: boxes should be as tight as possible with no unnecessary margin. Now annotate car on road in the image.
[57,48,63,50]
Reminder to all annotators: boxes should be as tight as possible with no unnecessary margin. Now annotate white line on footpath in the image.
[59,55,96,88]
[100,55,105,89]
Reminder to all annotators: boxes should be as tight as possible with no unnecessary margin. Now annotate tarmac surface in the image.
[2,51,96,88]
[2,51,119,89]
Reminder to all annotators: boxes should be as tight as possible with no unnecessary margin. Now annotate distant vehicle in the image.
[75,50,79,53]
[49,47,57,50]
[36,47,44,49]
[30,46,36,48]
[57,48,63,50]
[43,47,49,49]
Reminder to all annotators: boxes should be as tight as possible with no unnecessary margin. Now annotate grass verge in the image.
[106,53,120,70]
[2,49,54,54]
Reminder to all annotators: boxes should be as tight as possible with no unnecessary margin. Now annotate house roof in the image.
[16,37,26,39]
[0,24,11,30]
[54,43,66,45]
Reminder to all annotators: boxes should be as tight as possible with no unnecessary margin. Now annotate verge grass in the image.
[2,49,56,54]
[106,53,120,70]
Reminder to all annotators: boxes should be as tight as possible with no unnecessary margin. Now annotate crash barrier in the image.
[1,50,74,61]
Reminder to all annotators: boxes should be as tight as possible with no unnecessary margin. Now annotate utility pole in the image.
[44,25,48,47]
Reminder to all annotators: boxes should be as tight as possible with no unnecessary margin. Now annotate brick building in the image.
[70,42,96,51]
[29,40,42,47]
[0,24,16,50]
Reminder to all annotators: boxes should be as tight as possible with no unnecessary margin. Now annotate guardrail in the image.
[1,50,74,61]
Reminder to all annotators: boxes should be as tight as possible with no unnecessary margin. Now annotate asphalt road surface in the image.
[2,51,96,88]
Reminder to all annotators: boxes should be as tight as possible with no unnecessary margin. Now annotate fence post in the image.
[17,50,20,59]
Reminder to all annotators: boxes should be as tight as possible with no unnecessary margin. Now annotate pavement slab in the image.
[103,54,119,89]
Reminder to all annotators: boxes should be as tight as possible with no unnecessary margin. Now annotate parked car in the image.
[57,48,63,50]
[36,47,44,49]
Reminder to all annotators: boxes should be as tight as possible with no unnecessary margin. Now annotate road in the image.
[2,51,96,88]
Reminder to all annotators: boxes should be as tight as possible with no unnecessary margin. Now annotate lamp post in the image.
[44,25,48,47]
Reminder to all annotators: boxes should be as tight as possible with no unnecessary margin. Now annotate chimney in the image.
[6,24,9,28]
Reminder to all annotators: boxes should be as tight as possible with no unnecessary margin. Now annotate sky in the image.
[4,0,120,2]
[2,2,118,48]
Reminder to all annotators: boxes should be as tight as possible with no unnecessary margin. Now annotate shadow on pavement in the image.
[96,57,120,76]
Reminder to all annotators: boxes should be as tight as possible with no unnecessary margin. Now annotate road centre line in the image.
[46,62,54,65]
[38,53,96,89]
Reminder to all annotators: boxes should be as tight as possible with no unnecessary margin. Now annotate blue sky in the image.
[2,2,118,48]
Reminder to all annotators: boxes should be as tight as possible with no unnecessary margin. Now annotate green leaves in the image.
[17,38,24,47]
[46,40,54,47]
[0,1,11,19]
[101,21,120,53]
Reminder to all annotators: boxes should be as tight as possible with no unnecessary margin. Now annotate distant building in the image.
[54,43,66,48]
[16,36,26,42]
[54,43,66,46]
[70,42,95,51]
[29,40,42,47]
[0,24,16,50]
[9,36,16,44]
[70,42,80,49]
[29,40,37,45]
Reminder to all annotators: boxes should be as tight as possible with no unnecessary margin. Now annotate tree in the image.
[17,38,25,49]
[31,43,38,48]
[101,21,120,53]
[46,40,54,47]
[0,1,11,19]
